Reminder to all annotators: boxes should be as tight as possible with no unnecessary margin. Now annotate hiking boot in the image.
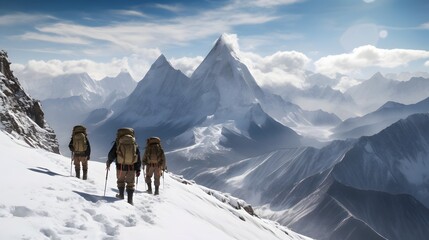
[127,190,134,205]
[116,187,125,199]
[82,169,87,180]
[75,168,80,179]
[147,184,152,194]
[154,186,159,195]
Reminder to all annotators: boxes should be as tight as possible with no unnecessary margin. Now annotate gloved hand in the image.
[136,170,141,177]
[106,163,110,170]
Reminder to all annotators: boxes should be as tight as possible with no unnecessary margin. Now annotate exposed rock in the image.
[0,50,59,153]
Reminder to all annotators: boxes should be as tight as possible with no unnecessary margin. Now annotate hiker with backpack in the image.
[106,128,141,205]
[68,125,91,180]
[143,137,166,195]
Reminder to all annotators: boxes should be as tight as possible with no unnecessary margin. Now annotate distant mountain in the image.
[21,70,136,108]
[88,34,338,160]
[385,71,429,81]
[0,50,59,153]
[190,113,429,240]
[331,96,429,139]
[18,70,137,155]
[99,70,136,96]
[273,84,358,120]
[346,72,429,113]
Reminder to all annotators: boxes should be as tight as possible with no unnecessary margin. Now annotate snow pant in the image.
[73,155,88,178]
[145,164,161,187]
[116,169,136,191]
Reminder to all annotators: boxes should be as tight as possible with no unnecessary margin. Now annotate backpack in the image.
[72,125,87,153]
[116,128,137,165]
[146,137,165,168]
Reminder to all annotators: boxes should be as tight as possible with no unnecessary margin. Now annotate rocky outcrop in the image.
[0,50,59,153]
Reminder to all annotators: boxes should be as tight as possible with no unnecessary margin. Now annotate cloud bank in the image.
[314,45,429,78]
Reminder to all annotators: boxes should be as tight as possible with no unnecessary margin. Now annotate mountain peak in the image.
[152,54,172,69]
[370,72,385,80]
[213,33,239,55]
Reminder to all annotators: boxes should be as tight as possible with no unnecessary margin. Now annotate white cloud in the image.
[240,49,310,88]
[220,33,241,53]
[154,4,184,12]
[314,45,429,78]
[110,10,148,18]
[170,56,204,77]
[425,60,429,67]
[16,2,279,56]
[333,76,361,92]
[20,32,90,45]
[0,13,55,26]
[11,49,161,82]
[421,22,429,29]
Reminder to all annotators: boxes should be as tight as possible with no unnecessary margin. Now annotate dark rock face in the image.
[0,50,59,153]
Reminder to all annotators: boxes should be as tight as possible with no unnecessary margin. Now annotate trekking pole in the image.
[70,152,73,177]
[162,169,165,189]
[136,174,139,192]
[103,168,109,197]
[143,165,147,190]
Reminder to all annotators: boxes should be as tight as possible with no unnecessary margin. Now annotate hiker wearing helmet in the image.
[69,125,91,180]
[106,128,141,205]
[143,137,166,195]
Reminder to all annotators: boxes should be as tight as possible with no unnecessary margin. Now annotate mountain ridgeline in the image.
[87,34,338,159]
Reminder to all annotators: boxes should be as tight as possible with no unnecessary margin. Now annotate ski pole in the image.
[103,168,109,197]
[162,169,165,189]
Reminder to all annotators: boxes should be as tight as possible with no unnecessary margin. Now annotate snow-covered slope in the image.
[332,96,429,139]
[0,130,310,240]
[0,50,58,153]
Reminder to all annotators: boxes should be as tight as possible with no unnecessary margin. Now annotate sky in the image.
[1,0,429,89]
[0,130,310,240]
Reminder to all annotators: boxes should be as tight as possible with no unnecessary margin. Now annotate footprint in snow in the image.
[10,206,34,217]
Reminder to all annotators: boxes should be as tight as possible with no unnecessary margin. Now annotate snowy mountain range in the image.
[185,113,429,240]
[0,129,310,240]
[3,31,429,240]
[346,72,429,114]
[332,96,429,139]
[86,34,340,160]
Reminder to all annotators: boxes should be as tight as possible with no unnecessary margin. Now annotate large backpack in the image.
[72,125,87,153]
[116,128,137,165]
[146,137,165,169]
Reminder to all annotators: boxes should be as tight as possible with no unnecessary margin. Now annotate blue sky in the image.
[1,0,429,89]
